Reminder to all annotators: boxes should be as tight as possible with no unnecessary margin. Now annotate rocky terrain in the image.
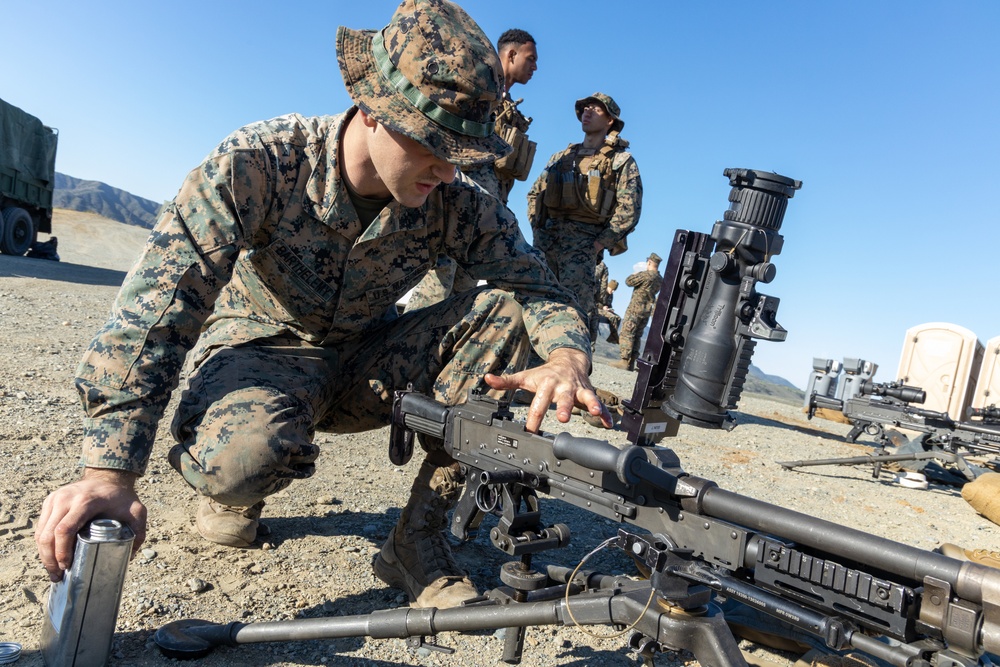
[0,210,997,667]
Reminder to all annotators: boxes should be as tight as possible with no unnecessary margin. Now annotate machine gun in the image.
[779,381,1000,481]
[152,169,1000,666]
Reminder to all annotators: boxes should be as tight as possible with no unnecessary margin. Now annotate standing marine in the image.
[595,275,621,345]
[405,28,539,312]
[591,252,620,345]
[612,252,662,371]
[527,92,641,339]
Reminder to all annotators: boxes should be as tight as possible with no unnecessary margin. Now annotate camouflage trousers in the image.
[404,256,480,312]
[532,219,598,323]
[591,306,621,345]
[169,288,529,507]
[618,312,651,364]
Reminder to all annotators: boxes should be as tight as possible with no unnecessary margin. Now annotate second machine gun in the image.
[154,169,1000,667]
[779,380,1000,481]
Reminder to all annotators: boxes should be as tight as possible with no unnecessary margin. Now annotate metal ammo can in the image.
[40,519,134,666]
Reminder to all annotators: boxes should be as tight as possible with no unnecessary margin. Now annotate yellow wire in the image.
[563,537,657,640]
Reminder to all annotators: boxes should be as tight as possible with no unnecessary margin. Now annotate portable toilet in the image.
[896,322,984,419]
[971,335,1000,411]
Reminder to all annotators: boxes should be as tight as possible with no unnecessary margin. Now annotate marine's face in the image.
[580,103,614,135]
[366,122,457,208]
[507,41,538,85]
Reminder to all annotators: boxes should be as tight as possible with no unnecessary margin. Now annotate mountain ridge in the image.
[54,172,161,229]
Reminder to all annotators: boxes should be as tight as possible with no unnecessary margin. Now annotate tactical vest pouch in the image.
[543,170,580,210]
[494,124,536,181]
[598,188,615,217]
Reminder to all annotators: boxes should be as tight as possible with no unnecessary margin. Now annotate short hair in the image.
[497,29,535,51]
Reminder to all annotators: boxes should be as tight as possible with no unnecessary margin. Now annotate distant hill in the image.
[54,173,162,229]
[745,365,805,405]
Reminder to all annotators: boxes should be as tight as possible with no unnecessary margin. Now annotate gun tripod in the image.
[154,530,749,666]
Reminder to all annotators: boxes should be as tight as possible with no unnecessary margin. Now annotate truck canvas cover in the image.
[1,97,58,188]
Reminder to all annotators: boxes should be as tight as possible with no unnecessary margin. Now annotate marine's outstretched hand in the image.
[484,347,612,432]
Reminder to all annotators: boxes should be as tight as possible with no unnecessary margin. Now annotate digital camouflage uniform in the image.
[594,258,609,313]
[593,261,621,344]
[618,262,662,368]
[527,93,641,332]
[406,94,536,312]
[76,110,588,501]
[589,258,617,344]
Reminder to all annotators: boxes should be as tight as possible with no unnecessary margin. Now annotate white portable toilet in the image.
[896,322,984,419]
[971,335,1000,411]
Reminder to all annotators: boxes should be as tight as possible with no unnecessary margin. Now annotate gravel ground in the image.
[1,211,997,667]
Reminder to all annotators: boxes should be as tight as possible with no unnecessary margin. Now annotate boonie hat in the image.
[337,0,511,166]
[648,252,662,265]
[575,92,624,132]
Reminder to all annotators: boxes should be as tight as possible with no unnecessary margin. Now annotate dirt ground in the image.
[1,210,997,667]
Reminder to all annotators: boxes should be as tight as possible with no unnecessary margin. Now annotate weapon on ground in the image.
[154,170,998,666]
[780,381,1000,481]
[969,405,1000,423]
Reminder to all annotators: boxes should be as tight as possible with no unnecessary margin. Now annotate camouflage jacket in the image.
[623,269,662,320]
[526,136,641,254]
[76,110,589,474]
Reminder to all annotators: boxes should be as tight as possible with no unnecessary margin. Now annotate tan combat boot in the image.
[196,497,268,548]
[373,460,478,608]
[609,359,631,371]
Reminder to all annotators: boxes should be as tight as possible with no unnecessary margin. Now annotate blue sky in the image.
[2,1,998,388]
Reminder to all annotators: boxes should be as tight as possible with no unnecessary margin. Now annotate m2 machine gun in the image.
[154,170,1000,667]
[780,381,1000,481]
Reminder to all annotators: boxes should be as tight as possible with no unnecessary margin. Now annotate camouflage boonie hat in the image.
[648,252,662,265]
[575,92,624,132]
[337,0,511,166]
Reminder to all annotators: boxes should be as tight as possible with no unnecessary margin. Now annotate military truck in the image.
[0,97,58,256]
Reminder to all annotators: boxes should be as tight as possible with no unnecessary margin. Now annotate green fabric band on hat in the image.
[371,30,493,139]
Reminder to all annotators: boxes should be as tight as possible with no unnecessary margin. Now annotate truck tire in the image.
[0,207,36,256]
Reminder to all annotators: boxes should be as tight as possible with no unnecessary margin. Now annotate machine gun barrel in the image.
[545,423,965,587]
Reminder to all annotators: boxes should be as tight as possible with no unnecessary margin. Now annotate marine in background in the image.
[527,92,641,341]
[590,252,620,345]
[612,252,662,371]
[405,29,539,312]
